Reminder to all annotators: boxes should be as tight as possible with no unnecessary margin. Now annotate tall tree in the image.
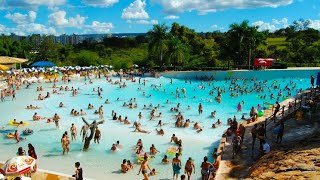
[225,20,266,69]
[147,24,169,68]
[167,36,185,70]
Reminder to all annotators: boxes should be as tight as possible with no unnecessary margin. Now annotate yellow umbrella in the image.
[0,64,9,71]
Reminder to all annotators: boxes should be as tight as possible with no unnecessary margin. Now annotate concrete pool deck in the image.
[215,89,317,179]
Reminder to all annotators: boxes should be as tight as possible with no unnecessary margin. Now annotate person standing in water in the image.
[185,157,195,180]
[237,102,242,112]
[94,127,101,144]
[311,75,315,87]
[70,123,77,141]
[137,156,152,180]
[80,124,88,142]
[198,103,203,115]
[172,153,182,180]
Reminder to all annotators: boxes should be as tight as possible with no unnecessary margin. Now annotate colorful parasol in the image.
[2,156,36,176]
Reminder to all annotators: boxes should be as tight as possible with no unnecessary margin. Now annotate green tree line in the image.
[0,19,319,70]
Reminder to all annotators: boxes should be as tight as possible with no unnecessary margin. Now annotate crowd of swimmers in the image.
[1,69,312,180]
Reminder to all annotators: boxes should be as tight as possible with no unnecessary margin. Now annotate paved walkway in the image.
[215,90,318,179]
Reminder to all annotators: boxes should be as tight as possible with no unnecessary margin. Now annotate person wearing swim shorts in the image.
[200,156,213,180]
[172,153,181,180]
[137,156,151,180]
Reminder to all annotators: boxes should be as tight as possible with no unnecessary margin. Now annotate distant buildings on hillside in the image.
[7,33,146,45]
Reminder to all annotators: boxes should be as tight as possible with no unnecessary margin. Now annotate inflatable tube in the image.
[166,147,178,155]
[7,133,15,139]
[257,111,264,117]
[23,129,33,135]
[8,120,28,126]
[136,153,153,161]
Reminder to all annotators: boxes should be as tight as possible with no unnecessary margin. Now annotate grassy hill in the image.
[258,37,288,51]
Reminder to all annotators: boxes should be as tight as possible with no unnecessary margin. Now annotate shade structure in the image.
[0,64,9,71]
[0,56,28,64]
[2,156,36,176]
[31,61,55,67]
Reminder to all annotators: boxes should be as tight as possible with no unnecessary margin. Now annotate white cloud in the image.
[211,24,218,29]
[308,19,320,30]
[82,0,118,7]
[253,21,277,32]
[136,19,158,25]
[0,24,6,33]
[152,0,293,14]
[48,10,86,28]
[1,0,65,9]
[253,18,320,32]
[25,0,65,6]
[85,21,114,33]
[164,15,179,20]
[272,18,289,28]
[0,23,56,36]
[121,0,149,20]
[5,11,37,24]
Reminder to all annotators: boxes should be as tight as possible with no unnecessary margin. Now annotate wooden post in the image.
[282,105,285,117]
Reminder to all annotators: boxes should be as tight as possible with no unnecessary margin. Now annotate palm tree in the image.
[147,24,169,68]
[227,20,266,69]
[168,36,185,71]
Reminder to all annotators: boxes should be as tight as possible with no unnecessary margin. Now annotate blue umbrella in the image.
[31,61,55,67]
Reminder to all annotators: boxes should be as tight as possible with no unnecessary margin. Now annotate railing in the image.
[263,87,319,136]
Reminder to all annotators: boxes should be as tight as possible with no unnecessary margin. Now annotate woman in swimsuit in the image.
[172,153,181,180]
[185,157,195,180]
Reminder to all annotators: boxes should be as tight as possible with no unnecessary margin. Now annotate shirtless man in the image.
[200,156,213,180]
[53,113,60,129]
[94,127,101,144]
[198,103,203,115]
[121,159,129,173]
[193,122,202,130]
[171,134,182,145]
[79,124,87,142]
[156,128,164,136]
[33,113,41,121]
[137,156,152,180]
[70,124,77,141]
[149,144,160,155]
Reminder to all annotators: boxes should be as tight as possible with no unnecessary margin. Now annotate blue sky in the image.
[0,0,319,35]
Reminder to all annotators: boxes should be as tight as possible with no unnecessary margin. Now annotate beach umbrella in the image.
[31,61,55,67]
[0,64,9,71]
[1,156,36,176]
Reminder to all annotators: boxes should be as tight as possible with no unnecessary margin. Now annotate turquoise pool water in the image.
[0,69,316,179]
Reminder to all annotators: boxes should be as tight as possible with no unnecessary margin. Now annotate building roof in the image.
[0,56,28,64]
